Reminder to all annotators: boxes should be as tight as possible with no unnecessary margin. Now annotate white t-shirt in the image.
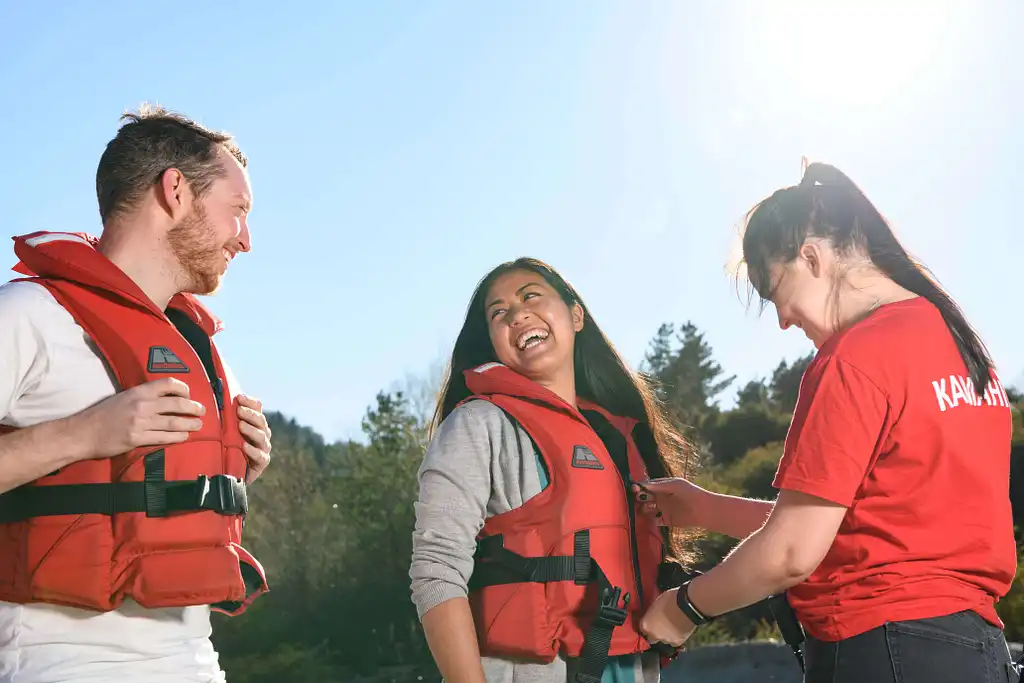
[0,280,231,683]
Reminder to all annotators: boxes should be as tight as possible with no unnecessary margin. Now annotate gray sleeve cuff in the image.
[413,578,468,620]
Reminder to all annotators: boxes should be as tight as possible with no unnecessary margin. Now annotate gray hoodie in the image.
[409,399,661,683]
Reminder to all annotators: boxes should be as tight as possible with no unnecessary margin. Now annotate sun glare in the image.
[734,1,968,109]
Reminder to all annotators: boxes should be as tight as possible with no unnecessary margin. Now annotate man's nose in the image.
[236,219,251,253]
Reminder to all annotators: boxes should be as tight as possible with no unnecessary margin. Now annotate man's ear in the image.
[156,168,192,222]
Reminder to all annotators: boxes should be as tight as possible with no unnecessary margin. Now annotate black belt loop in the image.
[573,530,590,585]
[144,450,169,517]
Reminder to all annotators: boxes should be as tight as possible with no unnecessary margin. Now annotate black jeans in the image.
[804,610,1020,683]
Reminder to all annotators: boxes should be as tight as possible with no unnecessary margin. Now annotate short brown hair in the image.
[95,103,247,223]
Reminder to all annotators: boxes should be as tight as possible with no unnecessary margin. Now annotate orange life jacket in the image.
[0,231,267,615]
[461,362,679,682]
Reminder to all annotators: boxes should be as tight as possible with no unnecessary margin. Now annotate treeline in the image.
[210,322,1024,682]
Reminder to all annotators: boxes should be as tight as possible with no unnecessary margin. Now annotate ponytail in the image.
[798,161,991,395]
[742,163,995,396]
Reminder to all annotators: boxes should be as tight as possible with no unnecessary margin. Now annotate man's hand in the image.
[237,395,272,483]
[73,377,205,459]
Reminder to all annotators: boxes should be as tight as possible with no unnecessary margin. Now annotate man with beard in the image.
[0,105,272,683]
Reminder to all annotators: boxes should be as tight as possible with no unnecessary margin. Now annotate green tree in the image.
[768,352,814,413]
[318,391,430,673]
[736,379,771,410]
[212,412,359,680]
[997,551,1024,642]
[212,392,436,681]
[642,323,677,381]
[705,409,789,469]
[642,321,735,447]
[717,442,785,501]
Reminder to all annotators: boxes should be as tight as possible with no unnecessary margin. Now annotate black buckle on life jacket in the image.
[594,586,630,629]
[196,474,247,515]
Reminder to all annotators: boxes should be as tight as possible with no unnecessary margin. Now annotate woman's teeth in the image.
[516,328,549,350]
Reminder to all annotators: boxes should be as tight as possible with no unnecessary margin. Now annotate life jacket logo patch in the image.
[571,445,604,470]
[147,346,190,374]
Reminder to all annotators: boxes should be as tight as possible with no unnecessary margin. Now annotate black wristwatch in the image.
[675,579,716,626]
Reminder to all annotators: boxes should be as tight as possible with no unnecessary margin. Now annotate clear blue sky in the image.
[2,1,1021,442]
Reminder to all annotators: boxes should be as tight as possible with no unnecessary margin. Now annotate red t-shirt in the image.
[774,296,1017,642]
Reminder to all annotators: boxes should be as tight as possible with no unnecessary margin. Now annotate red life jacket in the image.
[460,362,677,682]
[0,231,267,615]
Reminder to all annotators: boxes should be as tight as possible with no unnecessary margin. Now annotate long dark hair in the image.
[739,161,995,395]
[432,257,698,560]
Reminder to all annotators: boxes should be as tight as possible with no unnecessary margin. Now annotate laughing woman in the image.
[410,258,696,683]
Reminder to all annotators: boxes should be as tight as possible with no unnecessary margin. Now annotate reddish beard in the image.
[167,200,226,295]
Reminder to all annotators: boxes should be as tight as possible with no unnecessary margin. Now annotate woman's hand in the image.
[639,587,697,649]
[635,478,778,540]
[632,477,712,529]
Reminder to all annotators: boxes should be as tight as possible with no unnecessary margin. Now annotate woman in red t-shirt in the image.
[634,162,1019,683]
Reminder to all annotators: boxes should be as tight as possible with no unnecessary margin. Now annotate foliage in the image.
[997,550,1024,643]
[641,322,735,448]
[213,391,432,679]
[210,321,1024,680]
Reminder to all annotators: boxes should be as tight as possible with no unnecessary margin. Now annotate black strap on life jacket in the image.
[468,406,636,683]
[0,309,246,524]
[0,450,248,522]
[769,592,806,672]
[470,530,630,683]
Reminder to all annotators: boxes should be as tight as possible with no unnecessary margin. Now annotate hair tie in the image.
[798,156,814,188]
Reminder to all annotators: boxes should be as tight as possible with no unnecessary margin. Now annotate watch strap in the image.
[675,579,715,626]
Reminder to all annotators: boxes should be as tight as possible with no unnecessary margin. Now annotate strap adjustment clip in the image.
[594,586,630,629]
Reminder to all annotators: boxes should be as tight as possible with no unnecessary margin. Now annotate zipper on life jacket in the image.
[583,411,646,611]
[185,344,225,422]
[164,309,242,514]
[211,377,225,413]
[165,309,224,423]
[623,471,645,609]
